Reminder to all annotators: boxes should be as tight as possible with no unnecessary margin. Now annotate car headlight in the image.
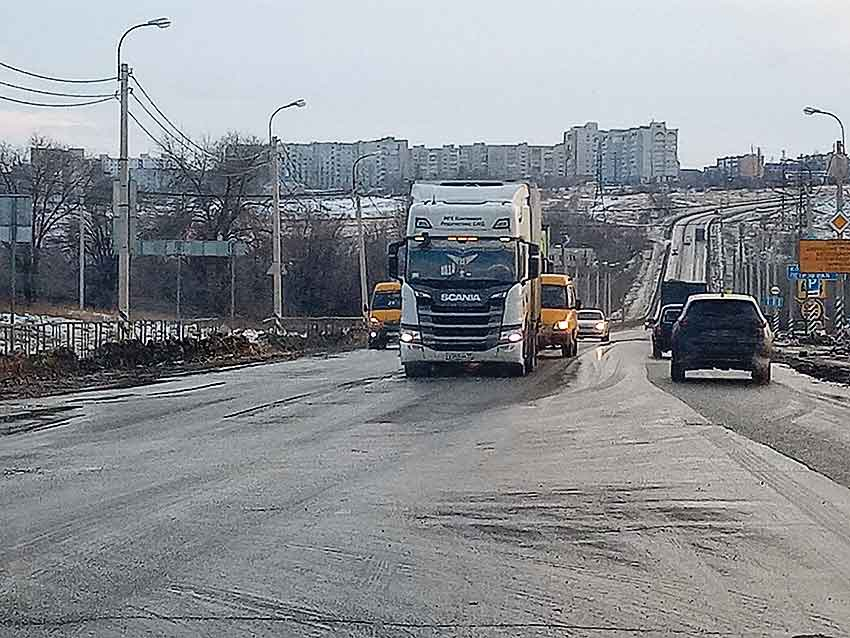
[595,321,606,331]
[369,317,382,325]
[370,331,378,338]
[400,329,421,343]
[500,329,523,344]
[554,320,569,331]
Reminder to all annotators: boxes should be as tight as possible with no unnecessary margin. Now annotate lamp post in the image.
[268,99,306,327]
[352,152,378,318]
[803,106,846,217]
[116,17,171,324]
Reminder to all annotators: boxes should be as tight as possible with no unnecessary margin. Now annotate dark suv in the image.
[670,294,773,384]
[651,303,683,358]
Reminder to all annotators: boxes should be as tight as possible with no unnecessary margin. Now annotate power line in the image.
[130,75,218,158]
[0,79,114,98]
[129,93,211,158]
[0,60,115,84]
[0,93,115,108]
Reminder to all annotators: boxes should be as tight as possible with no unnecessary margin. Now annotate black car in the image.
[670,294,773,384]
[651,303,683,358]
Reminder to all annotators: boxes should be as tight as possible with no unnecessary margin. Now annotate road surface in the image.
[3,339,850,636]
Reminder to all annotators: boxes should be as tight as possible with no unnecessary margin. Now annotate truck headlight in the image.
[596,321,606,331]
[500,329,523,344]
[400,329,421,343]
[554,320,569,331]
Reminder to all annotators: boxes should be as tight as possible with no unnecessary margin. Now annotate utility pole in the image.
[115,18,171,324]
[79,195,85,310]
[352,153,377,319]
[595,263,601,309]
[267,99,307,328]
[117,61,130,324]
[354,191,368,317]
[271,135,282,325]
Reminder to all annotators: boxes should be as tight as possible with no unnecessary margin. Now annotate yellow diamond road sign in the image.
[830,211,849,234]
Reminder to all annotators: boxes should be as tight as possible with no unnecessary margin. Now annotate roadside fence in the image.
[0,316,365,359]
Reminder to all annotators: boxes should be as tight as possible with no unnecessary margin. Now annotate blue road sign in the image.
[787,263,839,281]
[805,278,821,297]
[764,296,784,308]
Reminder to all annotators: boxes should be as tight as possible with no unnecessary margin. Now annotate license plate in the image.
[445,352,472,361]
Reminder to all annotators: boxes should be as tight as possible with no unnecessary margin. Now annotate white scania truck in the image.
[387,181,543,377]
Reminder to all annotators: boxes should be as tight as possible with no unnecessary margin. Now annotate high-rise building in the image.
[279,121,678,191]
[566,121,679,184]
[281,137,410,193]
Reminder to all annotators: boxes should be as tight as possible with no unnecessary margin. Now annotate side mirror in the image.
[527,244,541,279]
[387,240,403,280]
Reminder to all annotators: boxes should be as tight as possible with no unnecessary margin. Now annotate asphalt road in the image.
[3,336,850,636]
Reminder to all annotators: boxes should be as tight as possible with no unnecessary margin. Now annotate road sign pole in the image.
[230,250,236,323]
[9,197,16,328]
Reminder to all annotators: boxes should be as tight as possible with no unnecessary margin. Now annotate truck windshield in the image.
[407,239,517,284]
[372,292,400,310]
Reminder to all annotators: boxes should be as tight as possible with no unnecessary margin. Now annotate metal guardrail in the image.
[0,319,222,358]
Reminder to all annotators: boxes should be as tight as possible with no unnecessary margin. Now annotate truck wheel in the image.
[752,363,771,385]
[404,363,429,378]
[561,343,569,358]
[529,340,538,371]
[571,336,578,357]
[507,362,527,377]
[671,359,686,383]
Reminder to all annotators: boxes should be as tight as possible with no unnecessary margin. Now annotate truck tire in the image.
[507,362,527,377]
[671,359,686,383]
[752,363,771,385]
[561,343,570,358]
[571,335,579,357]
[651,341,662,359]
[404,363,429,378]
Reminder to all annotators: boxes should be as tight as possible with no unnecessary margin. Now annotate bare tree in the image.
[0,136,96,299]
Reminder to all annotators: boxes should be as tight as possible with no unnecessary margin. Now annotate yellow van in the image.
[368,281,401,349]
[538,273,580,358]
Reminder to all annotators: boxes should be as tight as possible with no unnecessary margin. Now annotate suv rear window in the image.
[686,299,760,321]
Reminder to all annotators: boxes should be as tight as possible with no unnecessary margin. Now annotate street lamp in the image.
[803,106,845,148]
[352,152,379,318]
[804,104,848,336]
[115,18,172,324]
[268,99,307,327]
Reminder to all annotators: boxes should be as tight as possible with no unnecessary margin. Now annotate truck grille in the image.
[417,297,504,351]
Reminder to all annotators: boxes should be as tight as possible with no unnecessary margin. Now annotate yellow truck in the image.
[537,273,580,358]
[368,281,401,349]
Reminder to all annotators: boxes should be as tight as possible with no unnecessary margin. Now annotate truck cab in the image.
[368,281,402,349]
[388,181,543,378]
[538,273,580,357]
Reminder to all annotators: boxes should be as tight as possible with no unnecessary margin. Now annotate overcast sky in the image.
[1,0,848,167]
